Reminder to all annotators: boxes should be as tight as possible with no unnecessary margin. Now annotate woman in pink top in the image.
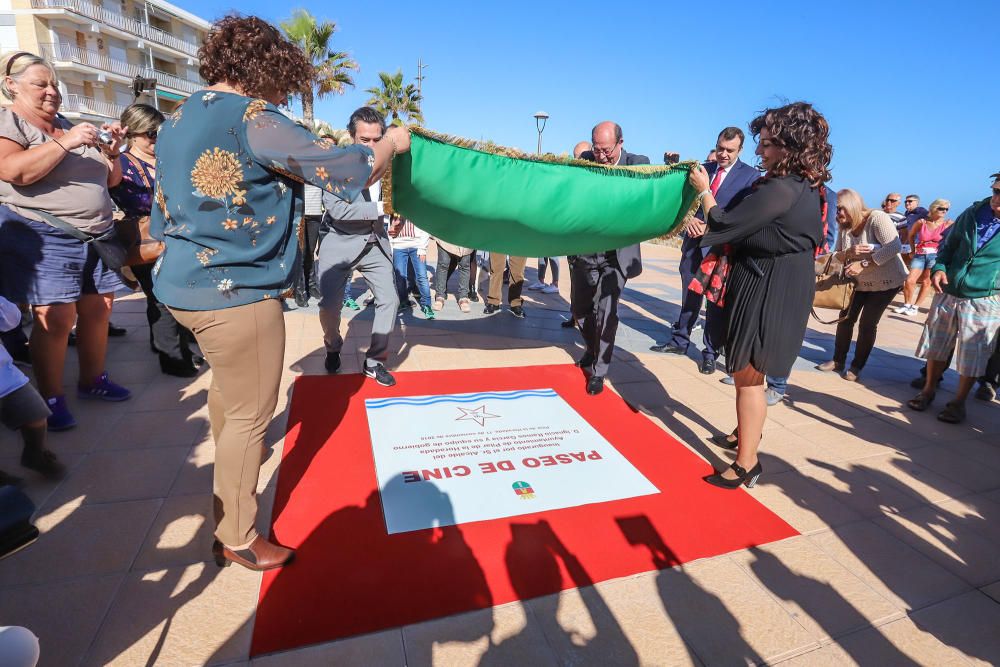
[895,199,953,315]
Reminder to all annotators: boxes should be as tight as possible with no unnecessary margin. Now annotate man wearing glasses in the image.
[882,192,907,239]
[569,121,648,395]
[908,172,1000,423]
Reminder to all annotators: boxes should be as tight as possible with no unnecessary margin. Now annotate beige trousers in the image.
[487,254,526,307]
[169,299,285,547]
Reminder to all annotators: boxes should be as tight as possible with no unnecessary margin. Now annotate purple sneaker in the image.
[46,395,77,431]
[78,373,131,402]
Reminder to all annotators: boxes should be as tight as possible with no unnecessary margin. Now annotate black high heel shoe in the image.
[704,461,762,489]
[710,429,739,450]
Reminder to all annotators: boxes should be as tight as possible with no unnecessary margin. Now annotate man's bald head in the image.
[591,121,623,164]
[573,141,591,159]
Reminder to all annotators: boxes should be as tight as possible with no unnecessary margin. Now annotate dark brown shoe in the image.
[213,536,294,571]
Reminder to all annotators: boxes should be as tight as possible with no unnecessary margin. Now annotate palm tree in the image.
[281,9,358,124]
[365,70,424,126]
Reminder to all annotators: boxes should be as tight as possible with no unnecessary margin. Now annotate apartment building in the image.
[0,0,209,122]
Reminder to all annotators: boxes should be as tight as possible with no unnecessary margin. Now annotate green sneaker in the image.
[343,297,361,311]
[421,305,436,320]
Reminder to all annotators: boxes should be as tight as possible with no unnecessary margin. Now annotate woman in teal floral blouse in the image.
[150,15,410,571]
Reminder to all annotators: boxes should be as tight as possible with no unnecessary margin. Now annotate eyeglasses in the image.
[904,199,917,204]
[935,207,949,212]
[128,130,157,140]
[992,188,1000,196]
[885,198,900,203]
[592,141,620,157]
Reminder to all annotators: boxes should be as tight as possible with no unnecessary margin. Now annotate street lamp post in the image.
[533,110,549,155]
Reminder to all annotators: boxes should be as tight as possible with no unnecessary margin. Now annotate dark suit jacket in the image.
[699,158,760,216]
[576,148,650,280]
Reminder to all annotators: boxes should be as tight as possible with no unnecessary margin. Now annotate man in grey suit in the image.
[316,107,399,387]
[570,121,647,395]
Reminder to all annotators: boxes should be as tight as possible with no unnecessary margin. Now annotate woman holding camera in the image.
[816,189,907,380]
[0,51,130,432]
[110,103,199,377]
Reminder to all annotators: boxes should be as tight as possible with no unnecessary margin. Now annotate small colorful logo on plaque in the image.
[512,480,535,500]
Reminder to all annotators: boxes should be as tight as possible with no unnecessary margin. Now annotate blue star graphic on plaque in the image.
[455,405,500,427]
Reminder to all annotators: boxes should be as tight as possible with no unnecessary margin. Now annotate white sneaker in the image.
[904,304,918,316]
[541,284,560,294]
[527,281,545,290]
[893,304,909,314]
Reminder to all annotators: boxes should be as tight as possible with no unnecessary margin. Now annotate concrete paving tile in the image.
[909,591,1000,665]
[250,630,405,666]
[730,537,902,641]
[654,556,818,664]
[834,615,972,666]
[0,499,161,586]
[585,574,704,666]
[807,521,971,611]
[93,409,210,450]
[0,574,123,667]
[527,581,678,667]
[790,460,927,519]
[83,562,259,667]
[43,446,189,508]
[133,493,215,570]
[875,496,1000,587]
[981,581,1000,604]
[750,468,864,534]
[852,452,973,505]
[169,440,215,497]
[402,602,556,667]
[770,643,856,666]
[898,444,1000,495]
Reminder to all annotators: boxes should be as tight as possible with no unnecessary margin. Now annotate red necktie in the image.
[710,167,724,196]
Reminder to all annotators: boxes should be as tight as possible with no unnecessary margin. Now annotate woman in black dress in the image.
[688,102,832,489]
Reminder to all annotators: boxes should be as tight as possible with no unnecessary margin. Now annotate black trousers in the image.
[296,215,323,298]
[833,286,900,371]
[669,235,724,359]
[133,263,195,363]
[571,254,624,378]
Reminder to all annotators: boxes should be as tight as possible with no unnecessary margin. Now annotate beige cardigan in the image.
[835,210,908,292]
[435,239,474,257]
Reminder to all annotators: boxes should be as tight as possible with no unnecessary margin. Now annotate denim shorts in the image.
[909,253,937,271]
[0,205,122,305]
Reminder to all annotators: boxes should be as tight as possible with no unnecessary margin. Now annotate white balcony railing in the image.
[62,93,128,119]
[30,0,200,57]
[42,43,202,94]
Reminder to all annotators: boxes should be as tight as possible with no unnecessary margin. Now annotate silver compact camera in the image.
[97,128,115,145]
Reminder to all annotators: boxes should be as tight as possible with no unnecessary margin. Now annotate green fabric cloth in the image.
[387,130,697,257]
[932,198,1000,299]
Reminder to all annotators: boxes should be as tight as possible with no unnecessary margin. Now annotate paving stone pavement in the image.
[1,242,997,666]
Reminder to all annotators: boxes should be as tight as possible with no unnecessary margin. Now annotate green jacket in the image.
[932,198,1000,299]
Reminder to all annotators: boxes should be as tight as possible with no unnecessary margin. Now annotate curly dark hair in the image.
[750,102,832,187]
[198,15,314,100]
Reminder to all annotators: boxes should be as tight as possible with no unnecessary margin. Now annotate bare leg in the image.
[29,303,76,398]
[922,358,949,395]
[75,293,114,385]
[721,364,766,480]
[913,270,932,308]
[902,268,921,305]
[953,375,977,403]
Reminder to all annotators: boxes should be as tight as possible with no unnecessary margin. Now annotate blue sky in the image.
[174,0,1000,211]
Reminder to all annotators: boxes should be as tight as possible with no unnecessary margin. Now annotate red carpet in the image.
[251,364,797,656]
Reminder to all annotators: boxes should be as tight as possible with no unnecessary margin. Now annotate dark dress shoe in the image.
[586,375,604,395]
[159,355,199,378]
[700,357,716,375]
[561,318,577,328]
[107,322,127,337]
[325,352,341,374]
[710,431,738,450]
[483,303,500,315]
[650,342,685,354]
[213,536,294,571]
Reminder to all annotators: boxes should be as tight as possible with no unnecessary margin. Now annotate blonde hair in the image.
[929,198,951,213]
[836,188,871,234]
[1,51,56,101]
[121,103,165,136]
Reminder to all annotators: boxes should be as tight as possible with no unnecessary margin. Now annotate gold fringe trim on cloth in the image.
[384,126,702,241]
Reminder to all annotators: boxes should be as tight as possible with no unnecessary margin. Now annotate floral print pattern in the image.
[148,90,374,310]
